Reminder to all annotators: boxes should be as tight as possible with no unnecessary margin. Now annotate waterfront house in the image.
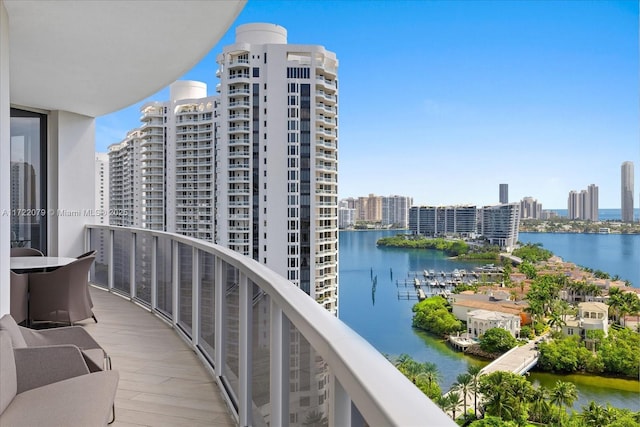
[562,302,609,345]
[450,294,531,326]
[466,309,521,339]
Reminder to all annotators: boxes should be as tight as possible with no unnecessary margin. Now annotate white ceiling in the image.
[5,0,246,117]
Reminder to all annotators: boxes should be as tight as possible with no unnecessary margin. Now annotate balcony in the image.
[86,225,453,426]
[84,280,234,426]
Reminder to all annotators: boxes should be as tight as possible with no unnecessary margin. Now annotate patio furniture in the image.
[0,314,111,372]
[28,255,97,325]
[0,330,119,426]
[10,247,44,257]
[9,272,28,325]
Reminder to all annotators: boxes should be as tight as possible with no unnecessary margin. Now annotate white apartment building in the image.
[339,207,356,229]
[409,205,477,237]
[480,203,520,251]
[109,82,217,241]
[95,153,109,225]
[108,131,143,227]
[216,23,339,313]
[381,195,413,228]
[107,24,339,314]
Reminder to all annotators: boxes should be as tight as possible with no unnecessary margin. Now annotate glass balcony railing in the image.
[86,225,454,426]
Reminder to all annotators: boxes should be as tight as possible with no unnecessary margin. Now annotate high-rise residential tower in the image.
[621,161,634,222]
[216,23,338,312]
[587,184,598,221]
[108,82,216,240]
[567,185,599,221]
[95,153,110,225]
[519,197,542,219]
[499,183,508,204]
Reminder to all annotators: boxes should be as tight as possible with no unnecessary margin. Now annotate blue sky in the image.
[96,0,639,209]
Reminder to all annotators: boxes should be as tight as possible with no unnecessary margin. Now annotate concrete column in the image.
[0,0,11,315]
[48,111,96,256]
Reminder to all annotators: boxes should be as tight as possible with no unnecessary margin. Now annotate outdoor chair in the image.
[10,247,44,257]
[77,250,97,259]
[77,250,98,310]
[0,330,118,426]
[28,255,97,325]
[9,272,28,325]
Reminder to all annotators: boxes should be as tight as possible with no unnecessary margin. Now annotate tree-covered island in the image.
[377,234,501,260]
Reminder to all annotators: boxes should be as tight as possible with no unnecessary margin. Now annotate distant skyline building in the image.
[381,195,413,228]
[338,206,355,229]
[587,184,599,221]
[567,184,599,221]
[621,161,634,222]
[568,190,581,220]
[519,197,542,219]
[409,205,478,238]
[499,183,508,204]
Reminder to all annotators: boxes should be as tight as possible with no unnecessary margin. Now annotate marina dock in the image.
[396,266,503,300]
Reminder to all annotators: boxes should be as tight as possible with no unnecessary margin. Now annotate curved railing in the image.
[86,225,454,426]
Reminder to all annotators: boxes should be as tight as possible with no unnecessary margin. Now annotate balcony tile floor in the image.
[80,286,236,427]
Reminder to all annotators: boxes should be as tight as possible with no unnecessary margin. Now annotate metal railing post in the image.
[270,302,289,427]
[238,273,252,426]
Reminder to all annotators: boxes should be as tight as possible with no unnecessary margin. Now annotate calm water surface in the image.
[338,230,640,411]
[519,232,640,287]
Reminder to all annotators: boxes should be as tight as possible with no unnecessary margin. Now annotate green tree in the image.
[537,336,592,373]
[579,401,612,426]
[446,391,463,420]
[467,365,482,415]
[599,327,640,377]
[480,328,517,354]
[519,261,537,280]
[479,371,515,420]
[529,386,551,424]
[412,296,463,336]
[550,380,578,414]
[451,373,473,416]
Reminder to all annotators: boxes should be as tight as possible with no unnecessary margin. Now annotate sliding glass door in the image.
[10,109,47,253]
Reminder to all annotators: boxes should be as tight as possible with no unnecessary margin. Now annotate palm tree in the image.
[467,365,482,415]
[435,394,449,412]
[580,401,611,426]
[451,373,472,416]
[550,380,578,414]
[608,287,625,323]
[479,371,514,420]
[446,391,463,420]
[529,386,550,424]
[547,310,566,333]
[418,361,441,392]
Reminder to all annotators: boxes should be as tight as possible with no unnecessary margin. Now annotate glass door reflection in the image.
[10,109,47,253]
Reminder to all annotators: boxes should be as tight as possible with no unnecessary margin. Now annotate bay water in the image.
[338,229,640,411]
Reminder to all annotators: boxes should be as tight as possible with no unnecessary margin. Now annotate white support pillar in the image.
[238,273,252,426]
[0,0,10,316]
[270,302,290,427]
[214,256,225,372]
[48,111,95,257]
